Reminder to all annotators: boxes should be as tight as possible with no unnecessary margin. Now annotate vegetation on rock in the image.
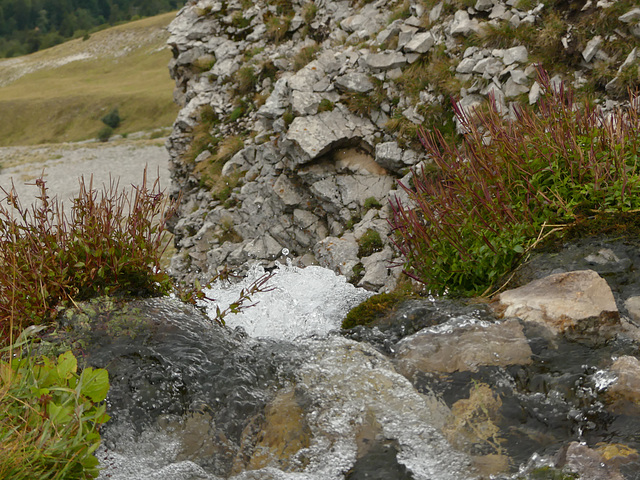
[0,172,176,344]
[391,68,640,296]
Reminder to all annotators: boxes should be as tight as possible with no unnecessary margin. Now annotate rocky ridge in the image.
[164,0,640,290]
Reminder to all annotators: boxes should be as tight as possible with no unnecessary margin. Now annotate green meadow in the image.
[0,12,179,146]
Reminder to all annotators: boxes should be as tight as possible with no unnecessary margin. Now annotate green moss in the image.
[358,228,384,257]
[363,197,382,212]
[341,292,406,329]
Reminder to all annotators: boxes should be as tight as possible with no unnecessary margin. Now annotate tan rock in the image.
[606,355,640,414]
[625,296,640,322]
[496,270,618,333]
[246,389,312,471]
[394,318,532,375]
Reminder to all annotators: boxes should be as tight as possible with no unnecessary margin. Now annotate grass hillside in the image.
[0,12,179,146]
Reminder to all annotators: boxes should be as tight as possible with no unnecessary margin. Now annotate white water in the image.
[198,263,374,341]
[97,264,473,480]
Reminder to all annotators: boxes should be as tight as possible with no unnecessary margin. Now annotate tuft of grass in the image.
[388,0,411,23]
[390,68,640,296]
[318,98,335,112]
[265,14,292,43]
[234,66,258,95]
[293,43,321,71]
[0,172,176,342]
[358,228,384,257]
[303,2,318,24]
[0,12,179,146]
[343,77,386,116]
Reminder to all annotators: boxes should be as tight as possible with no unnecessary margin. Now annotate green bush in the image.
[101,108,121,129]
[1,335,110,479]
[390,68,640,296]
[0,172,176,343]
[97,125,113,142]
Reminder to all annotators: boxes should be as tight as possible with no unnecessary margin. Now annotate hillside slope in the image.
[0,12,179,146]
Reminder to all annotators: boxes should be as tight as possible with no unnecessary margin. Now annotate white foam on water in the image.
[198,263,375,341]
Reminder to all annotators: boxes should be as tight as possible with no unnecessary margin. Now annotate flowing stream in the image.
[74,260,640,480]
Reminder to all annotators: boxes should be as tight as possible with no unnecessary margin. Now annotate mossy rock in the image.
[342,292,407,329]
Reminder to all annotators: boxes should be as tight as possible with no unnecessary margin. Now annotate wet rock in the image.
[241,389,312,472]
[555,442,625,480]
[605,356,640,415]
[394,318,533,376]
[496,270,619,334]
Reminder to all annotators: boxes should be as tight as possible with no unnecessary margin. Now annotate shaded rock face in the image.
[164,0,640,291]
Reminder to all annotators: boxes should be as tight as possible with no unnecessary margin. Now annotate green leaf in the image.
[57,351,77,380]
[80,368,109,402]
[513,245,524,254]
[47,402,74,426]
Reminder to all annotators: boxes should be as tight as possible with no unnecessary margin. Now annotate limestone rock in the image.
[496,270,619,333]
[313,234,359,278]
[375,141,404,172]
[502,45,528,65]
[283,109,376,165]
[625,296,640,322]
[582,35,602,62]
[404,31,435,54]
[450,11,480,36]
[394,318,533,376]
[619,8,640,23]
[365,51,407,71]
[334,72,374,93]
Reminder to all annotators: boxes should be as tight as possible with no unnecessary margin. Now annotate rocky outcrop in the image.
[165,0,640,289]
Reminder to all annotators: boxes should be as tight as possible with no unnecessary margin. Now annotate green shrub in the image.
[101,108,121,129]
[0,172,176,342]
[390,68,640,296]
[318,98,335,113]
[0,336,110,479]
[363,196,382,211]
[358,228,384,257]
[97,125,113,142]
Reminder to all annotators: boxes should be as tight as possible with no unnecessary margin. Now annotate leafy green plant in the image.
[0,334,110,479]
[358,228,384,257]
[101,108,121,129]
[390,68,640,296]
[0,172,176,342]
[97,126,113,142]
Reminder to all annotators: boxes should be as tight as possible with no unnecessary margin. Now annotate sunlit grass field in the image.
[0,12,179,146]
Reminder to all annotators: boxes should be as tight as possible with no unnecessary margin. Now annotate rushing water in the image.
[86,261,640,479]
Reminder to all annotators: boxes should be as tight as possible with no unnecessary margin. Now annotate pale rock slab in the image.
[619,8,640,23]
[625,296,640,322]
[450,11,480,36]
[404,31,435,54]
[582,36,603,62]
[365,51,407,70]
[334,72,374,93]
[496,270,618,333]
[502,45,528,65]
[283,109,376,164]
[394,318,533,375]
[313,234,360,278]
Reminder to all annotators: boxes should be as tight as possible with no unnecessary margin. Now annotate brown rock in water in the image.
[555,442,626,480]
[243,389,312,472]
[606,356,640,415]
[394,318,532,375]
[495,270,618,334]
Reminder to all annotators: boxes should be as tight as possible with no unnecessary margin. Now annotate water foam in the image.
[198,263,374,341]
